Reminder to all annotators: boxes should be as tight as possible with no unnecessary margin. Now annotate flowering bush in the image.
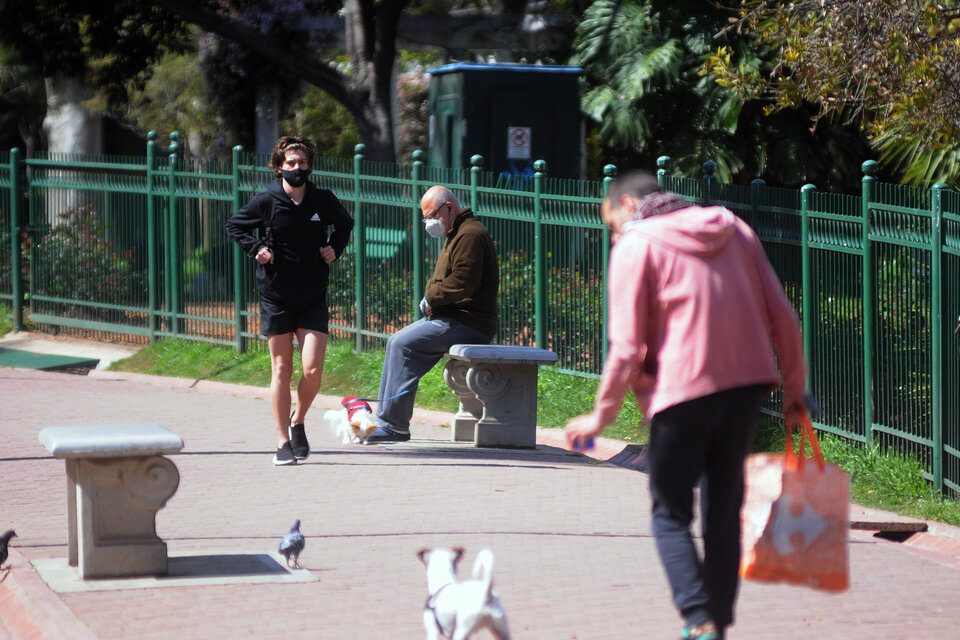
[32,204,146,315]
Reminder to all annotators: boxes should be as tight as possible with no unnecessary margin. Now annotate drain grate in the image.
[48,363,97,375]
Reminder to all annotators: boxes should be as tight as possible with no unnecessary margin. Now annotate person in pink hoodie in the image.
[566,171,806,640]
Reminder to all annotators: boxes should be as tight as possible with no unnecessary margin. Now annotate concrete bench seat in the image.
[38,423,184,579]
[443,344,558,448]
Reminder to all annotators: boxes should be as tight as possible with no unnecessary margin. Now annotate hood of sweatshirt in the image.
[621,205,737,257]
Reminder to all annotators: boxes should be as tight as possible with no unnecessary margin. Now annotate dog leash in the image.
[355,389,410,403]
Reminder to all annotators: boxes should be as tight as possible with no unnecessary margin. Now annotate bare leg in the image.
[268,333,295,448]
[292,329,328,424]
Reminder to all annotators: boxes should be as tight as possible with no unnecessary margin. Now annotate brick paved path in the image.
[2,367,960,639]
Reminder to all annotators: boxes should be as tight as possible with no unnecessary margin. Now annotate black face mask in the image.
[281,168,311,188]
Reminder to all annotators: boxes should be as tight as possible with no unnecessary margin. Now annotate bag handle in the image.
[784,414,826,472]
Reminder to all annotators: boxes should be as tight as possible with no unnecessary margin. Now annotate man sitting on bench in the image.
[365,185,500,443]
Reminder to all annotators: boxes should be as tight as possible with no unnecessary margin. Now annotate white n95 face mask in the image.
[424,218,446,238]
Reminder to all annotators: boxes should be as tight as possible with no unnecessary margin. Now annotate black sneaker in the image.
[289,422,310,460]
[364,426,411,444]
[273,441,297,466]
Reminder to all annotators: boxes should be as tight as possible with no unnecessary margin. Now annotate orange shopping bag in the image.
[740,415,850,591]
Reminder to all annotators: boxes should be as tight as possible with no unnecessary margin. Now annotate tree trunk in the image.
[42,75,102,216]
[254,84,280,156]
[150,0,407,162]
[342,0,407,162]
[42,75,102,154]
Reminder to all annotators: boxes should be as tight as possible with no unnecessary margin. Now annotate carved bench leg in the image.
[443,359,482,442]
[74,455,180,578]
[466,363,538,448]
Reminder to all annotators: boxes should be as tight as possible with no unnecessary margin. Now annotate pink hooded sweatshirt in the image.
[594,205,806,424]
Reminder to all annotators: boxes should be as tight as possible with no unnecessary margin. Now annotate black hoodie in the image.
[226,180,354,305]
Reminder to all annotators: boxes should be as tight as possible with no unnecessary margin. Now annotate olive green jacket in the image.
[424,208,499,336]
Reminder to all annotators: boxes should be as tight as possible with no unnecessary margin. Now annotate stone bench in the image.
[38,423,184,579]
[443,344,558,448]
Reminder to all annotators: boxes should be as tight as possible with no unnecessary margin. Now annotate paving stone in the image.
[1,367,960,639]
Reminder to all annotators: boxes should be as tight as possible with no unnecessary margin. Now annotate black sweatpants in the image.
[646,384,765,631]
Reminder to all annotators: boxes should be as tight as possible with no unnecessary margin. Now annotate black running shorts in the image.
[260,293,329,336]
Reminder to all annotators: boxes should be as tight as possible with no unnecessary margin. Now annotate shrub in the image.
[32,204,146,317]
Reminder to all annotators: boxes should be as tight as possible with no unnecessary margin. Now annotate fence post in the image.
[167,133,182,337]
[601,164,617,364]
[750,179,765,229]
[861,160,878,446]
[353,144,366,352]
[470,154,483,212]
[702,161,717,205]
[9,147,23,331]
[931,182,948,493]
[412,149,425,320]
[800,184,816,395]
[231,145,247,354]
[145,132,159,342]
[533,159,546,350]
[656,156,671,190]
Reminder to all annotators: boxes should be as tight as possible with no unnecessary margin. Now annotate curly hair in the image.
[268,136,317,178]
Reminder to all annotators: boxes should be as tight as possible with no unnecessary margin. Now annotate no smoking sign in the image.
[507,126,531,160]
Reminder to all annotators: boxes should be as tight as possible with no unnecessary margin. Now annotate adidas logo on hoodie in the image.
[310,213,321,222]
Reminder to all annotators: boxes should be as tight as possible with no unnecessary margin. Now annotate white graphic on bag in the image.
[749,501,772,532]
[769,494,827,555]
[310,213,321,221]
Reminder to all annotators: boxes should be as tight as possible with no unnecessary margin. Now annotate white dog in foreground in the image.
[324,395,378,444]
[417,547,511,640]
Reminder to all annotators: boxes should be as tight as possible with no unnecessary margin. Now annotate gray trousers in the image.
[376,316,494,433]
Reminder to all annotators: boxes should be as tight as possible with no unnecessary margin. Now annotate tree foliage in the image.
[707,0,960,186]
[0,42,45,155]
[573,0,872,189]
[142,0,410,161]
[125,49,231,156]
[0,0,190,105]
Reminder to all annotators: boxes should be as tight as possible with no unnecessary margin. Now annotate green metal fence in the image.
[661,157,960,495]
[3,138,959,494]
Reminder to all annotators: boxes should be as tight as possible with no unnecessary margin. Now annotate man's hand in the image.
[565,413,604,452]
[319,245,336,263]
[255,247,274,264]
[782,390,808,424]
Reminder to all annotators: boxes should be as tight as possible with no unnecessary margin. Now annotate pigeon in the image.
[279,520,305,569]
[0,530,16,569]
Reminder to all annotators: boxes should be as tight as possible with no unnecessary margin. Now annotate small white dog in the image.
[324,395,378,444]
[417,547,511,640]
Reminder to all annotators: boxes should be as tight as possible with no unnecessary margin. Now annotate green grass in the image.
[108,338,960,526]
[0,303,12,338]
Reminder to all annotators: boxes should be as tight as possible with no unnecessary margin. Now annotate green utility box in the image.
[427,62,583,180]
